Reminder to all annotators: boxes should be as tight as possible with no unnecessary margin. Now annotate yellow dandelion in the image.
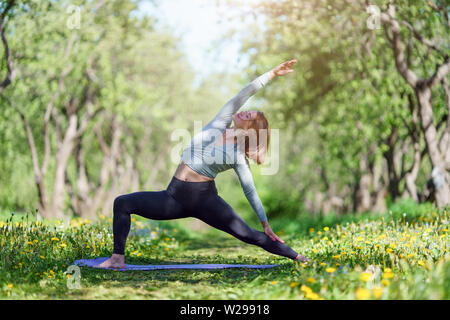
[290,282,299,288]
[306,277,316,284]
[360,272,372,282]
[51,237,59,241]
[305,291,320,300]
[373,287,383,299]
[381,279,390,286]
[323,227,329,232]
[271,281,277,285]
[325,267,336,273]
[300,285,312,293]
[355,288,370,300]
[386,248,393,254]
[7,283,13,289]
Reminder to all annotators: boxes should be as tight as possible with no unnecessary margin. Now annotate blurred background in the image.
[0,0,449,227]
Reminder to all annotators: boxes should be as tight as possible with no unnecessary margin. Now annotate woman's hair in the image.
[234,111,270,165]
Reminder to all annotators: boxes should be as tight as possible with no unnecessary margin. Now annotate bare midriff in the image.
[173,161,214,182]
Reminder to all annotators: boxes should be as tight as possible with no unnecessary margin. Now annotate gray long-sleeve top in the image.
[181,72,271,222]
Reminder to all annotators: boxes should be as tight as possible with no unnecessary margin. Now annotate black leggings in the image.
[112,176,299,260]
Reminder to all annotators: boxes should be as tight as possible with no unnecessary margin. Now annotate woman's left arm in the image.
[233,160,285,243]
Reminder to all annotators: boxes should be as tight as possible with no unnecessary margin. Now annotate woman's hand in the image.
[262,221,285,243]
[269,59,297,79]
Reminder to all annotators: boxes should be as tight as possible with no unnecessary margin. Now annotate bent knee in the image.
[113,195,131,214]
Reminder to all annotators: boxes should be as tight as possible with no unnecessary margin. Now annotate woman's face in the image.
[232,111,258,129]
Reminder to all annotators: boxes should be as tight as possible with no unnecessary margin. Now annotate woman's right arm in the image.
[202,72,273,133]
[202,59,297,134]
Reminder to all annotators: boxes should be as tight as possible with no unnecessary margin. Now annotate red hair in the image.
[234,111,270,165]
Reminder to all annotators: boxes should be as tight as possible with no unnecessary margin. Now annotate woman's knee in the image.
[113,195,131,215]
[235,228,265,246]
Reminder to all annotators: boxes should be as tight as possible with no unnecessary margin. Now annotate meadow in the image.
[1,201,448,300]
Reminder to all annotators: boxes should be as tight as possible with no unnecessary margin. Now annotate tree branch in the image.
[0,0,16,93]
[428,58,450,88]
[401,19,448,59]
[380,8,420,87]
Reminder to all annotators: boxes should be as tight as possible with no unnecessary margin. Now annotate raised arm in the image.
[202,72,272,133]
[202,59,297,134]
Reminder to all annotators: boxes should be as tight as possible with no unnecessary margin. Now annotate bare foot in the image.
[295,254,312,263]
[95,254,126,269]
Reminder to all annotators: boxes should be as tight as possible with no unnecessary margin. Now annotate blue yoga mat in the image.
[74,257,279,271]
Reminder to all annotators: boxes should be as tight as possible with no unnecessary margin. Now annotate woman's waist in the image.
[174,161,214,182]
[167,174,218,203]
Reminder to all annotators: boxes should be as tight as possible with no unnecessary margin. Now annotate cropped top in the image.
[180,71,272,222]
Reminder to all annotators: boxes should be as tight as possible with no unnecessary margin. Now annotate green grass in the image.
[0,204,449,300]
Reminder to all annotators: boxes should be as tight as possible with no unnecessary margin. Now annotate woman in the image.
[97,59,310,269]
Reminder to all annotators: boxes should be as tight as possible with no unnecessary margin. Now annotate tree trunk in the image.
[50,113,78,218]
[416,83,450,206]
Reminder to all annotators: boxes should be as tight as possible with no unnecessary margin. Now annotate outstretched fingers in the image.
[265,229,285,243]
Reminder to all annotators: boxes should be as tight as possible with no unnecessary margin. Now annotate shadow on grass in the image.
[180,235,246,251]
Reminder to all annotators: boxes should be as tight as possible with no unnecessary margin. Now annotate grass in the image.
[0,203,449,300]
